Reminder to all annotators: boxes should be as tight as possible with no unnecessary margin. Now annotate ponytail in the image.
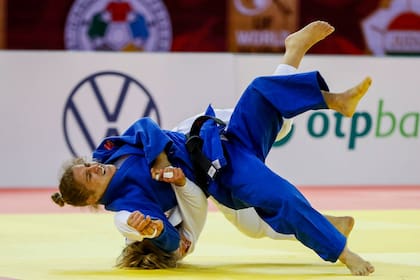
[51,192,65,207]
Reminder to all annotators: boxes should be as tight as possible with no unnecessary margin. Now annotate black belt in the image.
[185,115,226,197]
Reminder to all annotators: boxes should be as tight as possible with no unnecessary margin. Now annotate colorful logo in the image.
[65,0,172,51]
[362,0,420,55]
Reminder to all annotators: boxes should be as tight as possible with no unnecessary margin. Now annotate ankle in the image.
[321,91,336,109]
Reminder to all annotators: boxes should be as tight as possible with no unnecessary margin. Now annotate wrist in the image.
[174,177,186,187]
[153,152,171,170]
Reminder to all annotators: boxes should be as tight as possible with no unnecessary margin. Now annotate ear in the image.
[86,194,98,205]
[85,197,94,205]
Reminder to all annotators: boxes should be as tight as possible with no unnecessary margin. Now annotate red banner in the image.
[5,0,420,55]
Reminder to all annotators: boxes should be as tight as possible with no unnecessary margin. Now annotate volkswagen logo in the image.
[63,71,161,157]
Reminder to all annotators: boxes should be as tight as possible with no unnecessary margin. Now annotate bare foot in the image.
[283,21,335,68]
[339,247,375,276]
[324,215,355,237]
[285,20,335,54]
[323,76,372,117]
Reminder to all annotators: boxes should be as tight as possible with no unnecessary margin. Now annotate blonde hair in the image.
[116,240,178,269]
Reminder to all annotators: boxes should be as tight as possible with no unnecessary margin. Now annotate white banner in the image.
[235,55,420,185]
[0,51,418,187]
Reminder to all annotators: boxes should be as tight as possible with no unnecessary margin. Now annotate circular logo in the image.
[65,0,172,51]
[362,0,420,55]
[63,71,161,157]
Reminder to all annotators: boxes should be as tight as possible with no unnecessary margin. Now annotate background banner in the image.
[5,0,420,55]
[227,0,298,52]
[0,52,418,187]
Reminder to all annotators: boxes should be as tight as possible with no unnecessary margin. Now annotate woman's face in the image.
[71,162,116,204]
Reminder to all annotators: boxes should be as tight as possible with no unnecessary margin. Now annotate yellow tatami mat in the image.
[1,210,419,280]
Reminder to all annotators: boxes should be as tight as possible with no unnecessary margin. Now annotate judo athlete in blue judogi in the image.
[94,71,342,258]
[53,21,375,275]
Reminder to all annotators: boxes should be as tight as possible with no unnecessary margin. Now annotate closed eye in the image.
[85,170,91,183]
[84,163,91,182]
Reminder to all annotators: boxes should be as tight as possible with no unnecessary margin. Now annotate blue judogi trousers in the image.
[207,71,346,262]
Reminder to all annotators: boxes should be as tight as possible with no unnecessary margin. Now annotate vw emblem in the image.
[63,71,161,157]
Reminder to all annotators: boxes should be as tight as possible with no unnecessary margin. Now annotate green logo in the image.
[274,99,419,150]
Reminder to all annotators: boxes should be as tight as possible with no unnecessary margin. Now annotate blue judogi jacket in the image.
[93,108,231,252]
[94,118,190,252]
[93,106,243,251]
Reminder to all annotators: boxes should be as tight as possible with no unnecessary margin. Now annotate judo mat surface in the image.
[0,187,419,280]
